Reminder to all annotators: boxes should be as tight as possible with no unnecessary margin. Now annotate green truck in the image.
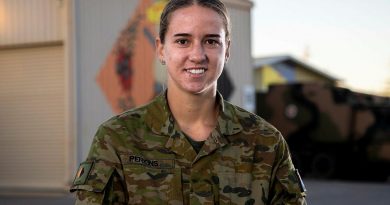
[256,83,390,181]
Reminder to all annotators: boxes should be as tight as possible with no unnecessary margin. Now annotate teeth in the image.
[187,69,205,74]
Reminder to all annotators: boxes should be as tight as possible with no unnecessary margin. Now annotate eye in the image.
[205,39,220,47]
[175,39,188,45]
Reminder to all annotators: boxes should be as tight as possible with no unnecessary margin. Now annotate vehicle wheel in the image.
[311,152,336,179]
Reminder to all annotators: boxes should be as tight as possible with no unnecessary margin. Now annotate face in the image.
[156,5,230,95]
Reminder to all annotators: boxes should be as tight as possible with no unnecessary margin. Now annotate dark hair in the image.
[159,0,231,43]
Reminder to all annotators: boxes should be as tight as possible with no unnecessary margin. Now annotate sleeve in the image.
[269,134,307,205]
[70,125,127,205]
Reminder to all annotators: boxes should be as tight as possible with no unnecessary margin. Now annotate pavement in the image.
[305,178,390,205]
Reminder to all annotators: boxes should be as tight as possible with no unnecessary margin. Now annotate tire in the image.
[311,152,336,179]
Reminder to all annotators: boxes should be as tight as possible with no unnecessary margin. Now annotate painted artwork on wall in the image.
[96,0,167,113]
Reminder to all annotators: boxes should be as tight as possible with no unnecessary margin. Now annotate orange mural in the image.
[96,0,167,113]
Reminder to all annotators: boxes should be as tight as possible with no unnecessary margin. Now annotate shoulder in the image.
[90,100,158,148]
[226,101,280,134]
[224,100,284,146]
[100,99,156,131]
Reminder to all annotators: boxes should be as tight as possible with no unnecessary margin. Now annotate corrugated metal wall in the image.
[0,0,63,45]
[0,46,66,190]
[0,0,70,193]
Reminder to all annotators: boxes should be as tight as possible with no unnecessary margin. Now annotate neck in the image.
[167,84,219,140]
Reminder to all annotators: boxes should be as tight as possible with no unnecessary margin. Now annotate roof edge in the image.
[253,55,339,81]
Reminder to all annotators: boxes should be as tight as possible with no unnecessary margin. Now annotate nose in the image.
[189,42,207,64]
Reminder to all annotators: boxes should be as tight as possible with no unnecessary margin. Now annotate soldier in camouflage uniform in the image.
[70,0,307,204]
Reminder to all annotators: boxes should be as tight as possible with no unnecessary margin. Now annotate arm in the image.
[70,125,127,204]
[269,134,307,205]
[73,166,126,205]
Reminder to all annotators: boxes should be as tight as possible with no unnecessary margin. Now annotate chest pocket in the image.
[123,164,183,204]
[218,172,255,205]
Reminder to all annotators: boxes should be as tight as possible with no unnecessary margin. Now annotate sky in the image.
[251,0,390,95]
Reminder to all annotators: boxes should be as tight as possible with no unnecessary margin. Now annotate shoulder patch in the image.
[73,161,94,185]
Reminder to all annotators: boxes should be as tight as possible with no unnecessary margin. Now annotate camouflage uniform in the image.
[70,91,307,204]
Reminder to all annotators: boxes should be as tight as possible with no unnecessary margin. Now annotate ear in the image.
[156,37,165,62]
[225,40,231,63]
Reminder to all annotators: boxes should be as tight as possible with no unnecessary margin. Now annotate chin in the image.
[185,88,205,94]
[184,84,215,95]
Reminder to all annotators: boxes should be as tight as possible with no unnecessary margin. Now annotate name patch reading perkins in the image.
[128,155,174,169]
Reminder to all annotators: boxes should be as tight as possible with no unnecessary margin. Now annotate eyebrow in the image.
[173,33,221,38]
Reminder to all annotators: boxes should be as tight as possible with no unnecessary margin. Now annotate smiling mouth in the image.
[185,68,207,74]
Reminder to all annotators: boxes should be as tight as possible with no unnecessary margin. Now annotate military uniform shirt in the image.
[184,134,204,153]
[70,91,307,205]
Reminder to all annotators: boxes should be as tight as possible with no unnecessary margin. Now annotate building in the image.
[253,55,338,92]
[0,0,253,198]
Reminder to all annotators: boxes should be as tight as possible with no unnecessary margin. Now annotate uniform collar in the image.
[145,90,243,137]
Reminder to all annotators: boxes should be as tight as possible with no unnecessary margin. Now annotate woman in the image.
[70,0,307,204]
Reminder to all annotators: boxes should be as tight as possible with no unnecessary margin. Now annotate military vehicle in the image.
[256,83,390,181]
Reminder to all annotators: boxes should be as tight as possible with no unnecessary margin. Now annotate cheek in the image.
[211,46,227,59]
[165,49,184,65]
[210,51,226,66]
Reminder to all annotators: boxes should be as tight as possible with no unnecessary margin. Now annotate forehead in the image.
[166,5,225,36]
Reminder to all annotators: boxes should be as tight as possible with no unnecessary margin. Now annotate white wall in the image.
[226,3,253,109]
[74,0,139,163]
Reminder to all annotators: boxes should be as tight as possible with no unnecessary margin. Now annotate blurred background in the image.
[0,0,389,204]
